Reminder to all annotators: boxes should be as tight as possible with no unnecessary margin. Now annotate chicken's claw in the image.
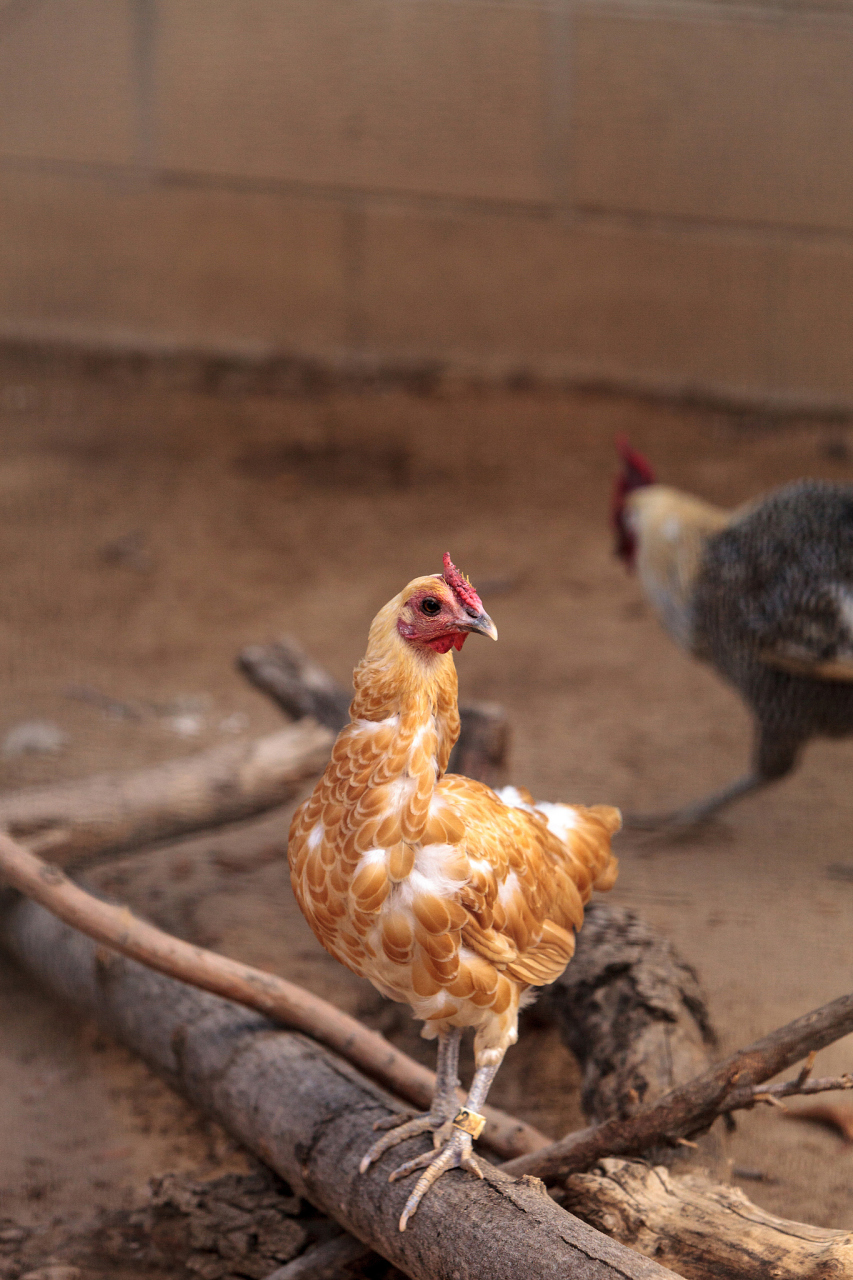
[358,1112,451,1175]
[387,1149,438,1182]
[397,1128,486,1231]
[371,1110,418,1132]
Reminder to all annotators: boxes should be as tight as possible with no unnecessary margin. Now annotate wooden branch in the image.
[503,990,853,1181]
[0,722,333,869]
[727,1072,853,1111]
[237,640,352,733]
[563,1159,853,1280]
[0,832,546,1162]
[0,893,679,1280]
[238,639,510,786]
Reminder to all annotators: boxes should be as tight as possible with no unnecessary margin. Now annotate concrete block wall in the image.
[1,0,852,407]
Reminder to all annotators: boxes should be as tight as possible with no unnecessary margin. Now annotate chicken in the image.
[288,554,619,1229]
[613,438,853,827]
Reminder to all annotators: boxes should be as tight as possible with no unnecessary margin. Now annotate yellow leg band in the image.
[452,1107,486,1139]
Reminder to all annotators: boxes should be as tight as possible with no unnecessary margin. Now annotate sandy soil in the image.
[1,346,852,1275]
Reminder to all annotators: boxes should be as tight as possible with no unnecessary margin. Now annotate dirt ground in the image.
[1,346,852,1276]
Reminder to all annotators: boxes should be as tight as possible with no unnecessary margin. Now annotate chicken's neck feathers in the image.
[350,589,460,775]
[628,484,732,652]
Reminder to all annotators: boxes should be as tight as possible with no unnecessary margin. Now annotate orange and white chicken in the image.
[288,555,619,1229]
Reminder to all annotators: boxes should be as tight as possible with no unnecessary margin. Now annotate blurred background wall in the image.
[1,0,851,410]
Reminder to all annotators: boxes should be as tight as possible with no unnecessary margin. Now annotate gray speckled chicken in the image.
[612,440,853,828]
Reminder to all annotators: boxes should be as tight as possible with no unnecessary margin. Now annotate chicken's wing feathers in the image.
[696,481,853,682]
[432,776,619,984]
[759,645,853,682]
[756,583,853,682]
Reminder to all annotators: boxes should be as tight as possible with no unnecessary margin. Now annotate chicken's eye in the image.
[420,597,441,616]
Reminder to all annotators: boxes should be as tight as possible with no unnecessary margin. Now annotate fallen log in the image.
[542,903,717,1124]
[0,722,332,868]
[563,1159,853,1280]
[237,640,352,732]
[0,831,545,1162]
[238,639,509,787]
[0,893,678,1280]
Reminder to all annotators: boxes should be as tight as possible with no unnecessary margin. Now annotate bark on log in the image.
[0,895,678,1280]
[540,903,716,1124]
[0,722,332,868]
[541,910,853,1278]
[263,1234,372,1279]
[563,1159,853,1280]
[238,640,509,787]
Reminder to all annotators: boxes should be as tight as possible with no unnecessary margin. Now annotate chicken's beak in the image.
[459,609,498,641]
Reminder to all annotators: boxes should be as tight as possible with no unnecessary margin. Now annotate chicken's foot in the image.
[395,1056,500,1231]
[359,1027,461,1169]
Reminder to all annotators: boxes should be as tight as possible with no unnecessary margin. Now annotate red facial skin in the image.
[612,436,656,568]
[397,557,489,653]
[397,585,474,653]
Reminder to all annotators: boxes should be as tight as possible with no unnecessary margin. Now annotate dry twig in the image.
[504,991,853,1180]
[727,1073,853,1112]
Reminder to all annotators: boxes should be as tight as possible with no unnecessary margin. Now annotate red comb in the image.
[442,553,483,612]
[615,435,656,485]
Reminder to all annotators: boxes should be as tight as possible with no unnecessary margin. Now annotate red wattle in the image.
[425,633,466,654]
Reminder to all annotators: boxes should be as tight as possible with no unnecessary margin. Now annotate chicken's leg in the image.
[359,1026,462,1170]
[623,722,803,831]
[622,772,767,831]
[391,1054,500,1230]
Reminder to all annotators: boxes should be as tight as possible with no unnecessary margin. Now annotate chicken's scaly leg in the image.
[624,723,802,831]
[359,1026,462,1170]
[623,772,768,831]
[391,1054,502,1232]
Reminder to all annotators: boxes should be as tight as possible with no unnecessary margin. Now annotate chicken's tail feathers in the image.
[587,802,622,835]
[578,803,620,892]
[535,800,620,897]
